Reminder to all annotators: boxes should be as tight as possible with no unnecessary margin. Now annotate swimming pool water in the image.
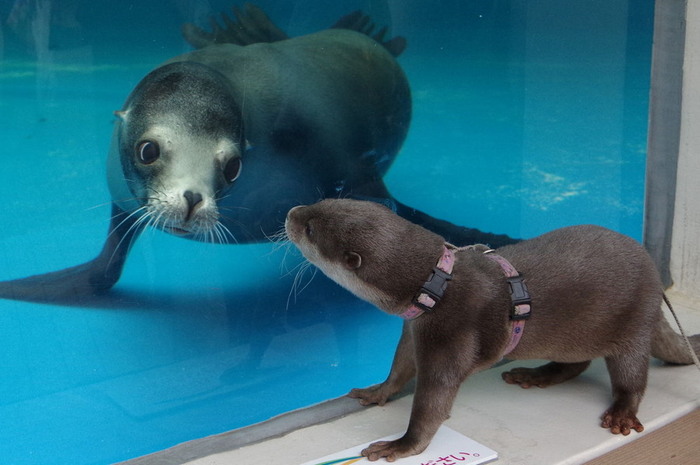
[0,1,653,464]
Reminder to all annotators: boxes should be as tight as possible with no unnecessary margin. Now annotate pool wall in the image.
[645,0,700,301]
[668,0,700,301]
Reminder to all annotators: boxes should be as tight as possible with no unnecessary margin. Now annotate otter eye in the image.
[223,157,242,183]
[305,222,314,238]
[137,140,160,165]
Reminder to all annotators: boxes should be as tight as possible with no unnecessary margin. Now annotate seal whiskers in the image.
[104,206,149,268]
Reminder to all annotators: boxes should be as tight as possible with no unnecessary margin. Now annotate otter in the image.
[285,198,700,462]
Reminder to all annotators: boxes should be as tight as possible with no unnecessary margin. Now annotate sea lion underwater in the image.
[0,4,514,303]
[284,198,700,462]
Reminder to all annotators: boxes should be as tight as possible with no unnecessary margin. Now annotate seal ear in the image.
[114,110,128,122]
[343,251,362,270]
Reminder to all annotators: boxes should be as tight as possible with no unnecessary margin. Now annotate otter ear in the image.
[343,251,362,270]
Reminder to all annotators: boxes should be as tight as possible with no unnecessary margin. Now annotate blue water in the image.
[0,1,653,464]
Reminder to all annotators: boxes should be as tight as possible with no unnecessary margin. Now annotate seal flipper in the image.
[393,200,518,248]
[182,4,406,57]
[182,3,289,49]
[330,11,407,57]
[0,204,142,303]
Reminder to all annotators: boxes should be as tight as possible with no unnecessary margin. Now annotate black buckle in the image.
[412,267,453,312]
[507,275,531,320]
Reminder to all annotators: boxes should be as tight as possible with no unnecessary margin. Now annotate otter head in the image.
[285,199,445,314]
[112,61,244,242]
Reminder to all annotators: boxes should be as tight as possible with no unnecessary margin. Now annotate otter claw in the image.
[361,437,426,462]
[348,385,391,406]
[601,409,644,435]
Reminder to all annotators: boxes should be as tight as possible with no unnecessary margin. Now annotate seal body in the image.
[285,198,700,462]
[0,6,514,302]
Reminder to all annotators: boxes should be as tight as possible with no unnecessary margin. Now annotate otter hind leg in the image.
[502,361,591,389]
[600,352,648,435]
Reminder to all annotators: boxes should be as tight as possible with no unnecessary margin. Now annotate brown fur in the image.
[285,198,700,462]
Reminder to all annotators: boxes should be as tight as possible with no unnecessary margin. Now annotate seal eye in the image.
[137,141,160,165]
[305,222,314,238]
[223,157,242,183]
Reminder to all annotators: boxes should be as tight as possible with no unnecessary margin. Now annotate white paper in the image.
[298,425,498,465]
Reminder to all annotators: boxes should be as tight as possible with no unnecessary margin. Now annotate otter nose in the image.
[183,190,203,219]
[287,205,305,218]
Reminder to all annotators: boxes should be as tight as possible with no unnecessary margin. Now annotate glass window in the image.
[0,1,653,463]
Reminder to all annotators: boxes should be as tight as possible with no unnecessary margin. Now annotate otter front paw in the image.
[601,408,644,435]
[362,437,426,462]
[348,384,394,406]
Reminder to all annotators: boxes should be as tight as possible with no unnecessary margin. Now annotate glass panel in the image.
[0,1,653,464]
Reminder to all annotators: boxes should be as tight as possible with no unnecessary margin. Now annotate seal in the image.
[0,4,515,303]
[285,198,700,462]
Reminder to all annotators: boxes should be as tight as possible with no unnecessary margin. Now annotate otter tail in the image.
[651,295,700,366]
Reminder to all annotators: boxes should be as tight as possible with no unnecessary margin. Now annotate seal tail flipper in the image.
[393,200,518,248]
[0,204,142,303]
[182,3,289,49]
[182,4,407,57]
[330,11,407,57]
[652,303,700,365]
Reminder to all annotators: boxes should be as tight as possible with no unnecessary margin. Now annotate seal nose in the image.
[183,190,203,220]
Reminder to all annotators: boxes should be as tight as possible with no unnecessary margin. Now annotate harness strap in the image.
[398,246,532,357]
[399,245,454,320]
[484,251,531,355]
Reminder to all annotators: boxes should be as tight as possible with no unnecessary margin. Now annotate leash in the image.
[663,294,700,371]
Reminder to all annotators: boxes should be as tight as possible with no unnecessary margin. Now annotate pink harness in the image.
[399,245,456,320]
[483,250,532,355]
[399,245,531,357]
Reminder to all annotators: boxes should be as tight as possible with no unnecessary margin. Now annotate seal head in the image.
[111,61,244,241]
